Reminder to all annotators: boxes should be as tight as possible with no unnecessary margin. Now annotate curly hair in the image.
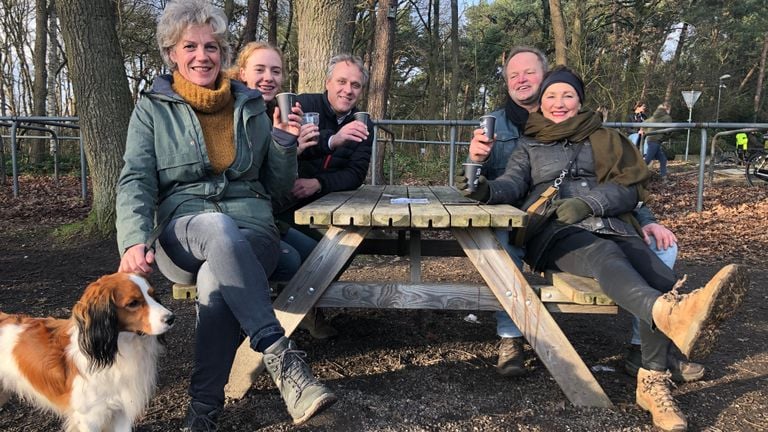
[156,0,232,70]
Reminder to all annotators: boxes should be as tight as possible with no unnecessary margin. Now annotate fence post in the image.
[696,128,708,212]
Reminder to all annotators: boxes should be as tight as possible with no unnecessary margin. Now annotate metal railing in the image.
[0,116,83,199]
[372,120,768,212]
[4,115,767,213]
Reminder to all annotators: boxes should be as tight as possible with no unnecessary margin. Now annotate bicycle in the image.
[745,149,768,185]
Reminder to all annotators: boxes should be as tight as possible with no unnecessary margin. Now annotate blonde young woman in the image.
[230,42,320,154]
[227,42,337,340]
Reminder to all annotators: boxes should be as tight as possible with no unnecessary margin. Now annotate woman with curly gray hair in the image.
[115,0,336,429]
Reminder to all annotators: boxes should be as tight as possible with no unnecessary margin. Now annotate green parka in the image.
[116,75,297,253]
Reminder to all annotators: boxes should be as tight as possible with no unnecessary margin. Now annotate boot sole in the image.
[496,365,528,377]
[684,264,750,359]
[292,392,338,425]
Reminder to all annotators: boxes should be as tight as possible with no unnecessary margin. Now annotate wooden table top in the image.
[294,185,527,229]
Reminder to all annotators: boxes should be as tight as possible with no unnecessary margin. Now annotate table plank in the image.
[294,189,356,225]
[452,227,613,408]
[372,185,411,227]
[332,185,385,226]
[407,186,450,227]
[314,281,618,314]
[480,204,527,228]
[429,185,478,205]
[225,225,370,399]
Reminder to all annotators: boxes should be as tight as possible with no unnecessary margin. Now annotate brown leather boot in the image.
[496,337,527,377]
[636,368,687,431]
[651,264,749,359]
[299,308,338,340]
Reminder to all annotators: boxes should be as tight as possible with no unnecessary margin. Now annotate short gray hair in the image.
[156,0,232,70]
[502,46,548,80]
[325,54,369,86]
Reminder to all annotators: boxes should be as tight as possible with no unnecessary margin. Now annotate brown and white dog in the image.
[0,273,174,432]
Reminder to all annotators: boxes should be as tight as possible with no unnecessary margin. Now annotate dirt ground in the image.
[1,164,767,431]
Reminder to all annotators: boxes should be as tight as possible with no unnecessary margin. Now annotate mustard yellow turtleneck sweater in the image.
[172,71,235,174]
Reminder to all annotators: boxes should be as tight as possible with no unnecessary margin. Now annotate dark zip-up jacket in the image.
[295,92,373,197]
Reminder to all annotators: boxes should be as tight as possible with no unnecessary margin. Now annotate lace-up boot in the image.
[636,368,687,431]
[496,337,527,377]
[651,264,749,358]
[181,401,221,432]
[624,345,705,383]
[263,336,337,424]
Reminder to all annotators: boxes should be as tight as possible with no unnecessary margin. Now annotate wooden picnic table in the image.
[224,185,615,408]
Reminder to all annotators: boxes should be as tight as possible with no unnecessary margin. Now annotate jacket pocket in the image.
[157,147,204,184]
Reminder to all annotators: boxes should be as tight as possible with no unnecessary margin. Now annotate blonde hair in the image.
[226,41,284,80]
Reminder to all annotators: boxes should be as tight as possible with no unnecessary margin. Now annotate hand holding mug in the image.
[469,128,495,163]
[332,121,369,148]
[298,123,320,154]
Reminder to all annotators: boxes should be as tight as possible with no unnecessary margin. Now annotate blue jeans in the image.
[644,140,668,177]
[495,233,678,346]
[271,241,302,282]
[271,227,319,282]
[492,229,526,338]
[630,236,677,344]
[154,213,284,407]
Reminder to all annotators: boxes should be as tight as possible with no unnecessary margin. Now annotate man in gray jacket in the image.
[467,46,699,382]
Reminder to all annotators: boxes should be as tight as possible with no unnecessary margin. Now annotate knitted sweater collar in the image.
[171,71,232,113]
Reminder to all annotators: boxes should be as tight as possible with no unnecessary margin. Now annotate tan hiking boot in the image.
[636,368,687,431]
[651,264,749,359]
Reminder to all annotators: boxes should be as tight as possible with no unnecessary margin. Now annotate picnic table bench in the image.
[174,185,617,407]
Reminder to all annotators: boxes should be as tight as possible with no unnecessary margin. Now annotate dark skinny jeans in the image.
[542,229,677,371]
[155,212,284,407]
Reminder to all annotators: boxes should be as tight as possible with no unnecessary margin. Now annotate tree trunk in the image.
[30,0,49,164]
[548,0,567,65]
[450,0,460,119]
[367,0,397,185]
[57,0,134,236]
[242,0,261,44]
[46,0,60,116]
[753,31,768,122]
[663,22,688,105]
[223,0,235,23]
[294,0,355,93]
[268,0,277,46]
[426,0,441,119]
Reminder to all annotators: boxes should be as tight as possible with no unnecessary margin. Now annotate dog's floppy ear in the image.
[73,274,120,371]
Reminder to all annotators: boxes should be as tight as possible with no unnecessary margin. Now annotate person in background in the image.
[466,47,702,384]
[115,1,337,429]
[641,102,673,184]
[459,65,747,432]
[735,132,749,163]
[627,101,648,148]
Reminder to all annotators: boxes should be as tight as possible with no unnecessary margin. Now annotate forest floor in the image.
[1,161,767,431]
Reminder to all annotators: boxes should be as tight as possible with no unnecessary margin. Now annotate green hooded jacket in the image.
[642,105,673,142]
[115,75,297,254]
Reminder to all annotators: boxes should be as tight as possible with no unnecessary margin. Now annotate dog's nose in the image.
[164,313,176,327]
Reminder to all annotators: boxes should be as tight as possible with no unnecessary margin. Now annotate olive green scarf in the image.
[525,109,650,203]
